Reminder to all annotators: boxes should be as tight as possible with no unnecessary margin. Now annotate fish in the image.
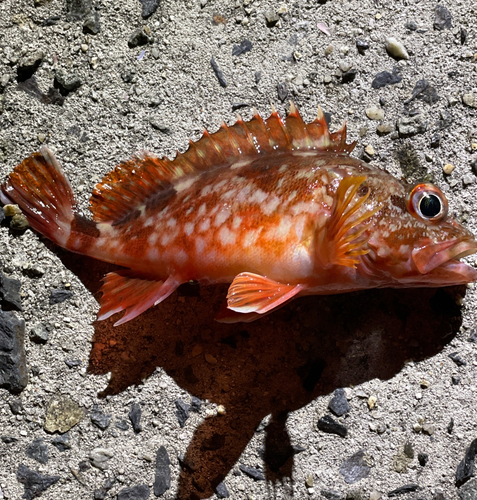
[2,103,477,326]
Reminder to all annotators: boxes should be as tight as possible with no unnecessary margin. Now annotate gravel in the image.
[1,0,477,498]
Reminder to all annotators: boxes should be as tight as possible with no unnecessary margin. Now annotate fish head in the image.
[362,176,477,287]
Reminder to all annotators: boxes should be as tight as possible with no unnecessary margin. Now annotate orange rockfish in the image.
[2,104,477,325]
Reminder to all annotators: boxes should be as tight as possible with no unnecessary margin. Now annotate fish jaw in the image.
[411,238,477,285]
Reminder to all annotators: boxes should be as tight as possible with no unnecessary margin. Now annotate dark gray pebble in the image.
[138,0,160,18]
[418,453,429,466]
[65,359,82,368]
[26,438,49,464]
[83,11,101,34]
[456,438,477,486]
[405,20,418,31]
[341,69,357,84]
[339,450,371,484]
[405,79,440,105]
[0,310,28,394]
[328,388,350,417]
[55,70,82,93]
[42,16,61,26]
[215,482,229,498]
[239,465,265,481]
[459,478,477,500]
[154,446,171,496]
[232,39,253,56]
[277,82,288,102]
[430,133,441,148]
[321,490,343,500]
[190,396,202,413]
[117,484,150,500]
[9,397,24,415]
[30,325,49,344]
[129,402,142,433]
[449,352,467,366]
[436,109,453,130]
[434,4,452,30]
[210,57,227,88]
[231,102,248,111]
[115,419,129,431]
[66,0,92,20]
[91,405,111,430]
[78,460,91,471]
[2,435,19,444]
[128,28,150,48]
[16,464,60,500]
[175,399,190,428]
[17,51,44,82]
[93,477,116,500]
[0,272,22,311]
[452,376,461,385]
[356,39,369,54]
[255,71,262,84]
[388,484,419,497]
[317,415,347,437]
[404,441,414,459]
[371,69,402,89]
[49,289,73,305]
[460,27,467,45]
[51,433,71,452]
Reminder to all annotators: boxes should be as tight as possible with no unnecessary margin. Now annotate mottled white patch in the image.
[184,222,195,236]
[291,201,320,217]
[213,180,227,192]
[287,191,298,202]
[215,206,232,226]
[262,195,280,216]
[175,177,195,192]
[98,223,117,237]
[201,184,212,197]
[197,203,207,217]
[161,228,179,246]
[185,206,194,216]
[148,232,159,246]
[249,188,268,204]
[143,216,155,227]
[148,247,160,260]
[236,184,253,204]
[398,244,410,256]
[294,217,307,241]
[218,226,237,246]
[279,164,289,173]
[293,151,318,157]
[232,216,242,230]
[198,218,210,232]
[276,178,285,189]
[276,216,293,239]
[166,218,176,228]
[195,237,206,255]
[231,160,251,170]
[175,249,188,266]
[295,170,315,180]
[243,229,260,248]
[315,159,326,167]
[221,189,237,200]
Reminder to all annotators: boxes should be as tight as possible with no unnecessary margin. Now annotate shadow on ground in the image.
[58,250,464,500]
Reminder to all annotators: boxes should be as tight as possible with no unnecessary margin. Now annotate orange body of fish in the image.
[2,103,477,325]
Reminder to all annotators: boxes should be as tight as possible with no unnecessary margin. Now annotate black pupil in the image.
[419,194,441,218]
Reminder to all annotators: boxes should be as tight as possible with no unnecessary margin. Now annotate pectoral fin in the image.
[226,272,304,315]
[98,271,180,326]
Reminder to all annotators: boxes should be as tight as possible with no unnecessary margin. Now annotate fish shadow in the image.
[57,249,464,499]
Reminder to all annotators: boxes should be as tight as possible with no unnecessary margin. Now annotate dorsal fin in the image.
[90,103,356,224]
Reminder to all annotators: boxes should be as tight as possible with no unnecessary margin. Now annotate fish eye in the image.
[407,183,448,223]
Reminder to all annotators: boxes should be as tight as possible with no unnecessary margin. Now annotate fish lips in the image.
[412,238,477,281]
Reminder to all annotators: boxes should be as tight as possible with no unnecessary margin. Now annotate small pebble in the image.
[305,474,314,488]
[463,93,476,108]
[367,395,377,410]
[366,106,384,120]
[385,37,409,59]
[365,145,375,157]
[443,163,455,175]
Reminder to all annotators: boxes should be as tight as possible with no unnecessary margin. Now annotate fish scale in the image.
[2,103,477,326]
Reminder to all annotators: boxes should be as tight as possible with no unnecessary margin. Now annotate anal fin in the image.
[98,271,180,326]
[226,272,304,315]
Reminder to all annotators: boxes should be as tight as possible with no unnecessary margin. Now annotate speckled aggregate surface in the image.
[1,0,477,499]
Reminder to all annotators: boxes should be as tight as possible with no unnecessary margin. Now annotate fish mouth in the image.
[412,238,477,282]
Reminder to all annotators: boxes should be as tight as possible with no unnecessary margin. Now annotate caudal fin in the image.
[0,146,76,247]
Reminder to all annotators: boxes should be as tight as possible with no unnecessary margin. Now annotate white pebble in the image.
[385,37,409,59]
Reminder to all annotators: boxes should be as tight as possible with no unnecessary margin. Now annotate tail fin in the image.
[0,146,76,247]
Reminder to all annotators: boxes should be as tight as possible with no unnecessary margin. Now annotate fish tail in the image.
[1,146,87,249]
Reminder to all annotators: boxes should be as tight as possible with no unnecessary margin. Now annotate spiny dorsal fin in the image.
[90,103,356,224]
